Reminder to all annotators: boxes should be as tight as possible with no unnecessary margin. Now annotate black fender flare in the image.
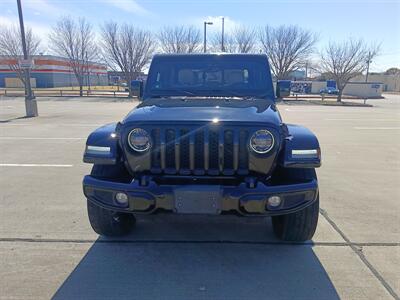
[279,124,321,168]
[83,123,121,165]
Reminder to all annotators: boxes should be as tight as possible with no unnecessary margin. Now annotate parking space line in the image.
[319,208,399,299]
[326,119,398,121]
[0,237,398,247]
[0,137,85,140]
[353,127,400,130]
[0,123,27,125]
[0,123,102,127]
[0,164,73,167]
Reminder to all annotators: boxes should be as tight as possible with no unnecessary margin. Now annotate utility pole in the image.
[221,17,225,52]
[203,21,213,53]
[86,51,91,91]
[16,0,38,117]
[365,51,371,82]
[305,62,308,80]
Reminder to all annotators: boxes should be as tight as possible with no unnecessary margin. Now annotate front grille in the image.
[150,126,249,176]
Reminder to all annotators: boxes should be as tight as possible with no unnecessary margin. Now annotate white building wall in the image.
[351,74,400,92]
[343,82,383,98]
[311,81,326,93]
[273,80,383,98]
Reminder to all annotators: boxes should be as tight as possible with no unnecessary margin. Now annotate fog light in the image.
[267,196,281,207]
[115,192,128,205]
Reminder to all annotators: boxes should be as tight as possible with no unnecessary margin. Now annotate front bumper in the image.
[83,175,318,216]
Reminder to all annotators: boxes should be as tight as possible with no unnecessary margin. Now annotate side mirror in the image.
[130,80,144,100]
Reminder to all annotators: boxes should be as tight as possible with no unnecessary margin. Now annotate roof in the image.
[0,54,106,67]
[153,53,268,58]
[347,81,384,85]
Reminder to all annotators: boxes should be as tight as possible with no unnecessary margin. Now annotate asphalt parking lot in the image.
[1,94,399,299]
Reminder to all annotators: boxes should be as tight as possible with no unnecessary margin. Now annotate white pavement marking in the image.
[327,118,399,121]
[56,124,102,127]
[0,123,102,127]
[353,127,400,130]
[0,123,27,126]
[0,137,85,140]
[0,164,73,167]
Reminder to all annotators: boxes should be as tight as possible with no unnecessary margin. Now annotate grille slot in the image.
[150,129,161,173]
[194,130,205,174]
[165,129,176,173]
[208,129,219,174]
[179,129,190,174]
[151,126,249,175]
[238,130,249,174]
[224,130,234,174]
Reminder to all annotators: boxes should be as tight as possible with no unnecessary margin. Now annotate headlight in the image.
[128,128,151,152]
[250,130,274,154]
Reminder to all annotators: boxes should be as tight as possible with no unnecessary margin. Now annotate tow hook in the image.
[245,177,257,188]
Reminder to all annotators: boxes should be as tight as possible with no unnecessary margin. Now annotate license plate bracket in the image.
[174,185,222,214]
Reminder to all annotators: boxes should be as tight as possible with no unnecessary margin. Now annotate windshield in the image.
[144,55,275,100]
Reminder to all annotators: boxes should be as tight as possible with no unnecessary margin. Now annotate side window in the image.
[205,70,222,83]
[154,72,161,89]
[243,69,249,83]
[177,69,195,86]
[224,69,247,86]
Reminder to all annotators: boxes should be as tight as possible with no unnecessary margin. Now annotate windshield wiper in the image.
[226,91,274,100]
[151,90,197,97]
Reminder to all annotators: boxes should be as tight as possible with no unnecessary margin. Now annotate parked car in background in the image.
[124,80,145,96]
[319,87,339,95]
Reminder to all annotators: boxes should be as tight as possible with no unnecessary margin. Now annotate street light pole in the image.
[16,0,38,117]
[203,21,213,53]
[365,51,372,83]
[221,17,225,52]
[86,51,91,91]
[305,62,308,80]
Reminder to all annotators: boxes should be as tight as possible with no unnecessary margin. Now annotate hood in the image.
[122,98,281,126]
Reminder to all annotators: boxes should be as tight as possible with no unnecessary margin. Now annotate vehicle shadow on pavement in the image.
[54,215,339,300]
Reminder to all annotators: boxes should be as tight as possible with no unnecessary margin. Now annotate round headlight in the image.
[128,128,151,152]
[250,130,274,154]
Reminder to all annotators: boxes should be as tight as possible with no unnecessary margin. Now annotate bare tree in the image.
[259,25,317,80]
[49,17,97,96]
[211,26,256,53]
[101,22,155,97]
[210,32,231,52]
[385,67,400,75]
[231,26,256,53]
[158,25,201,53]
[320,39,380,102]
[0,24,40,87]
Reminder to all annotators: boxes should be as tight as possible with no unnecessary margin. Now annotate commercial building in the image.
[274,80,383,98]
[342,82,383,98]
[351,74,400,92]
[0,55,108,88]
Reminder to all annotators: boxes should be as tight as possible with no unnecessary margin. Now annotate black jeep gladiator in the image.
[83,54,321,241]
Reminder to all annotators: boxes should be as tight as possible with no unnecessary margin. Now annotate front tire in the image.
[87,200,135,236]
[86,164,135,237]
[272,168,319,242]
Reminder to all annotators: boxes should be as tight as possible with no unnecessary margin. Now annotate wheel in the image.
[87,200,135,236]
[86,164,136,237]
[272,168,319,242]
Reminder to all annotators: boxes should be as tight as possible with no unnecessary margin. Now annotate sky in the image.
[0,0,399,72]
